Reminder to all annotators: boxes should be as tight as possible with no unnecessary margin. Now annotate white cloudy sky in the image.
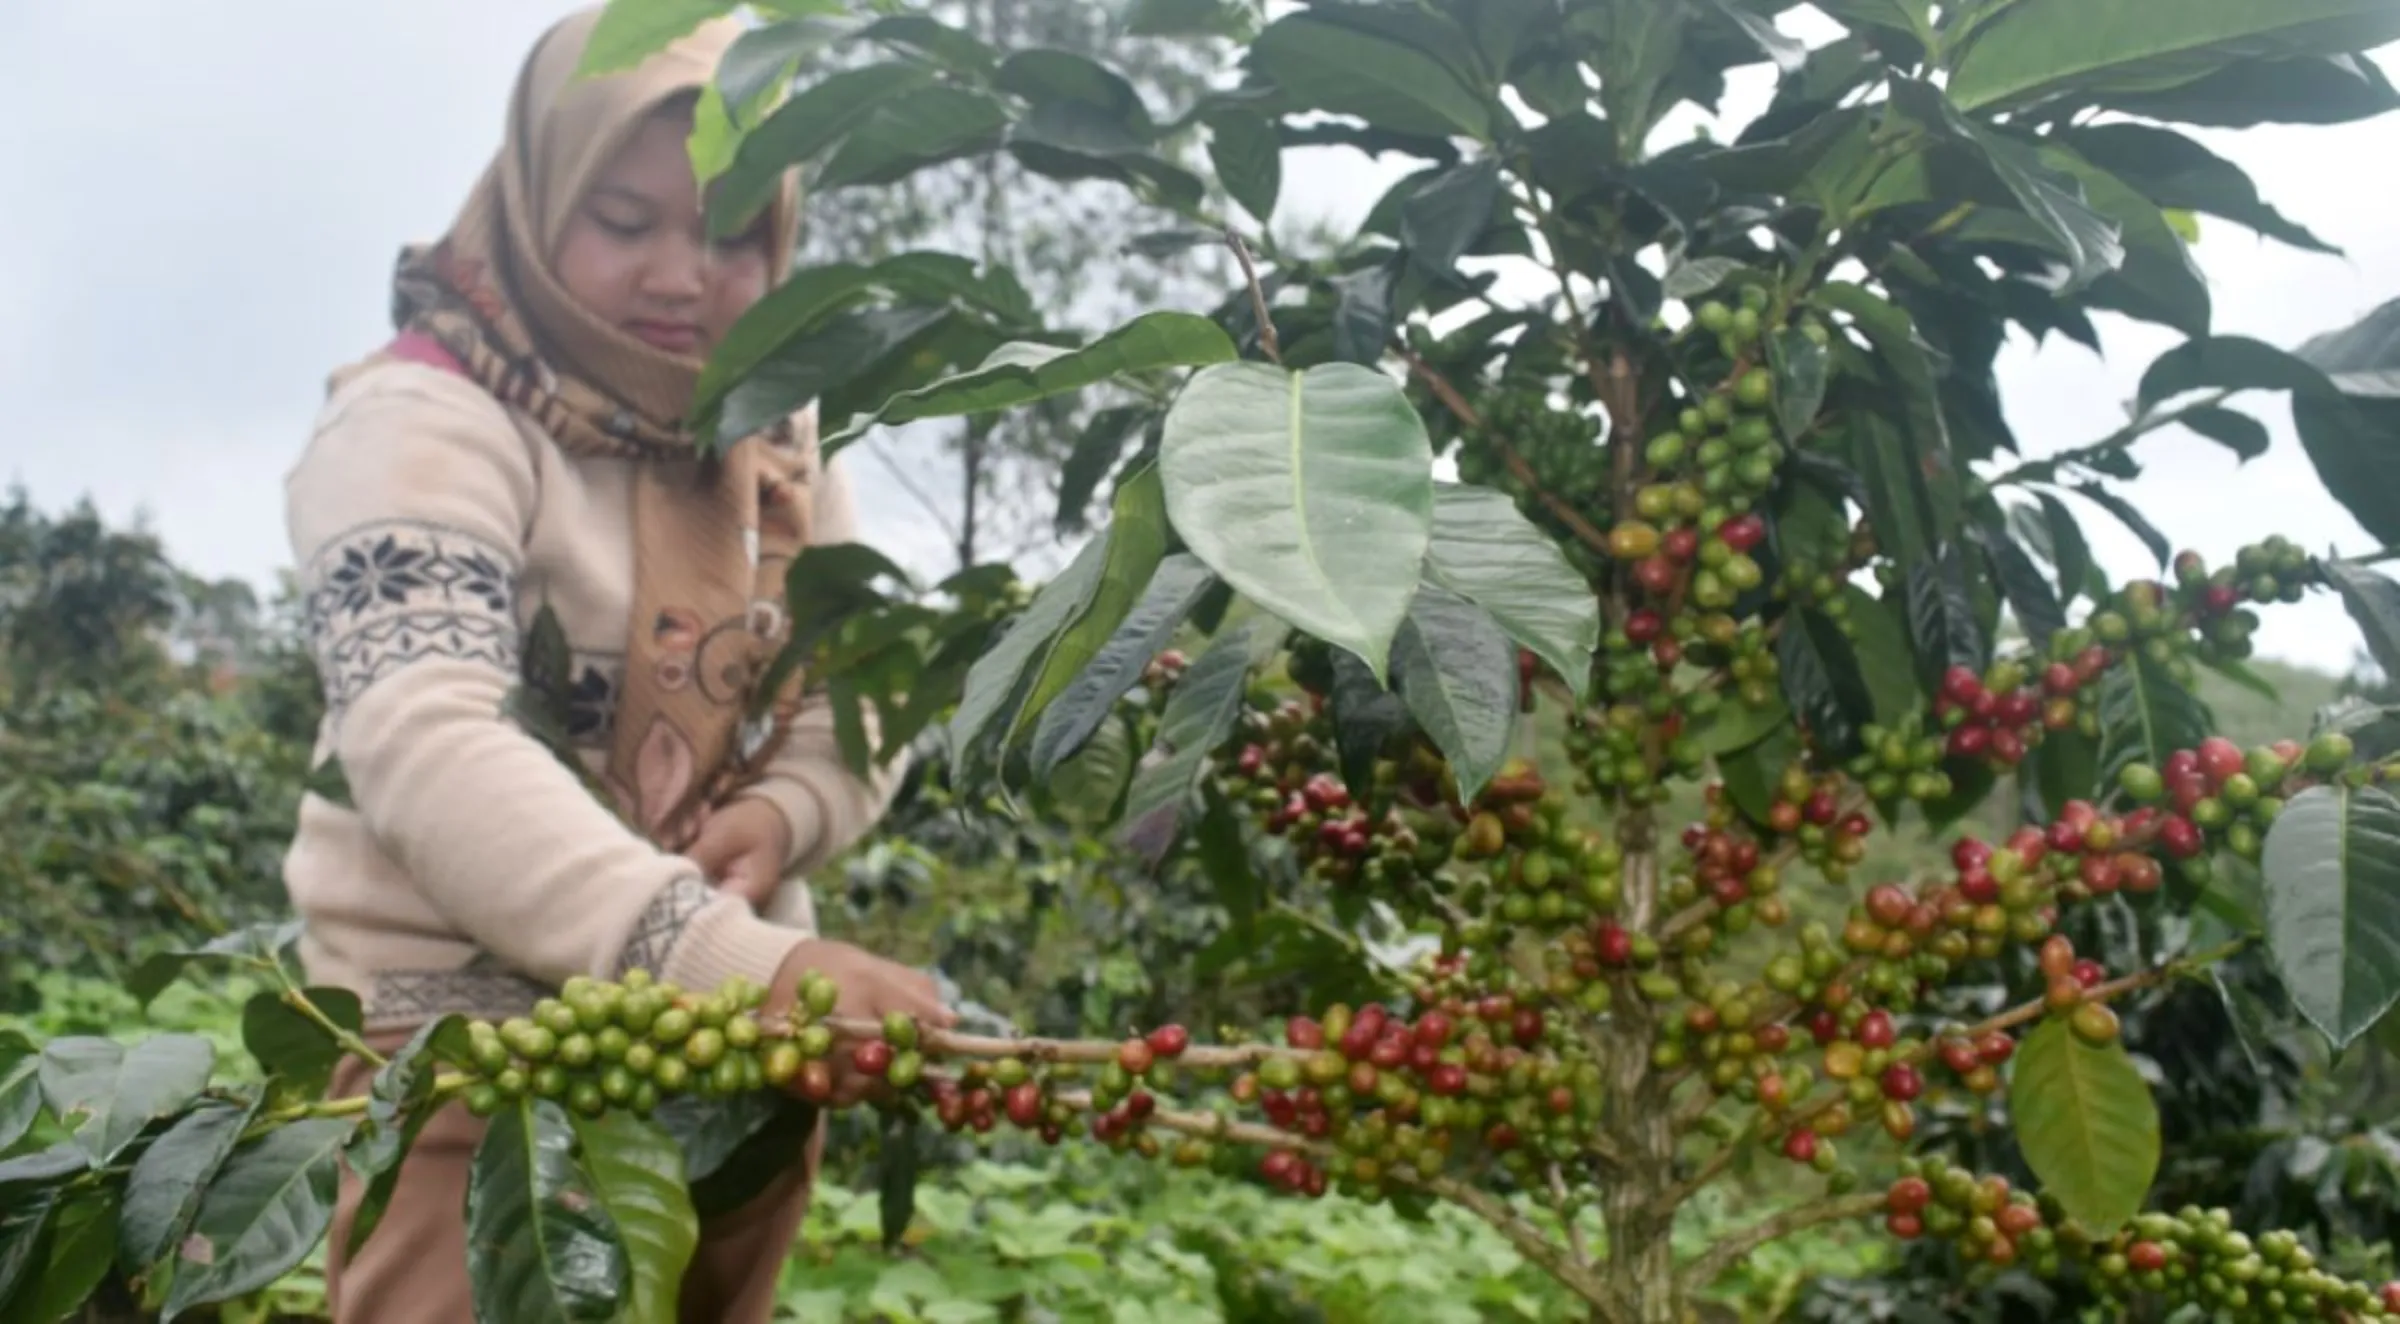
[2,3,2395,675]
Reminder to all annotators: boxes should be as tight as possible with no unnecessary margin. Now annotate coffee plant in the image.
[18,1,2400,1321]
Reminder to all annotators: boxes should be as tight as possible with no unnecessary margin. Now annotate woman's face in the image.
[553,106,772,357]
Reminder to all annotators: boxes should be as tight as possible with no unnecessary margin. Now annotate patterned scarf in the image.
[354,7,811,849]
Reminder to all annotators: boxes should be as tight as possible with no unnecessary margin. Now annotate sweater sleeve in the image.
[734,451,908,879]
[288,363,806,996]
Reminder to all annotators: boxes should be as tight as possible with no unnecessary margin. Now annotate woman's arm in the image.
[287,364,805,994]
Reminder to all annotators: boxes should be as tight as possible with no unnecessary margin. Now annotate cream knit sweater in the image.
[281,359,897,1033]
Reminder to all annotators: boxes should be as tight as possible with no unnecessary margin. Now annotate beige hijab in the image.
[356,6,813,847]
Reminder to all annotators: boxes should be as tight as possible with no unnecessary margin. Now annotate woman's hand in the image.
[767,938,955,1107]
[683,798,793,907]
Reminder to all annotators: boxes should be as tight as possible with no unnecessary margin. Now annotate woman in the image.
[283,8,950,1320]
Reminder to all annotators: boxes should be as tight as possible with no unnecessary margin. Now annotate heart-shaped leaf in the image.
[1162,363,1435,681]
[1422,484,1599,690]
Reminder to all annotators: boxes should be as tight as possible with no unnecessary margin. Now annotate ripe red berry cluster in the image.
[2118,732,2352,867]
[1883,1157,2054,1271]
[1934,649,2105,771]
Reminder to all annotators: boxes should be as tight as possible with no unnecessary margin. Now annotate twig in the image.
[1226,230,1282,366]
[1398,347,1615,557]
[821,1017,1289,1072]
[1990,389,2235,488]
[283,985,391,1069]
[1675,1192,1886,1297]
[1549,1163,1593,1269]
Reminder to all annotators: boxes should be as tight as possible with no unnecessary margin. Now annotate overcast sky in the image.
[2,3,2395,677]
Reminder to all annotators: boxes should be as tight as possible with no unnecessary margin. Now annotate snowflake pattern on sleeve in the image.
[303,519,521,715]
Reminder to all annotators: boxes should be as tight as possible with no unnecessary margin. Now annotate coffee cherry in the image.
[853,1040,894,1077]
[2070,1002,2121,1046]
[1146,1024,1191,1059]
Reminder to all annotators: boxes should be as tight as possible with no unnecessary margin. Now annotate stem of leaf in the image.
[1225,230,1282,366]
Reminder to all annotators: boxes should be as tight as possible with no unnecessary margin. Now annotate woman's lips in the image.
[627,320,705,353]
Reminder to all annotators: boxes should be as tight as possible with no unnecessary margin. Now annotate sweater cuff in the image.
[617,876,808,995]
[735,778,828,873]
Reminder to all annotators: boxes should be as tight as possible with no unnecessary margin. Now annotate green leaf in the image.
[1329,646,1413,801]
[1160,362,1435,684]
[0,1190,56,1319]
[1009,101,1206,210]
[574,0,737,77]
[2102,51,2400,126]
[816,84,1010,191]
[1978,525,2067,647]
[2032,493,2095,603]
[1883,82,2124,291]
[2173,405,2272,461]
[1593,0,1687,153]
[1688,693,1791,758]
[0,1147,86,1198]
[239,988,362,1098]
[163,1117,354,1319]
[686,1097,819,1219]
[2137,334,2333,412]
[707,63,938,237]
[2069,483,2171,569]
[948,533,1111,775]
[1008,467,1171,750]
[1422,484,1600,689]
[2035,145,2208,337]
[570,1113,696,1324]
[826,313,1235,451]
[2262,784,2400,1047]
[1328,261,1399,367]
[1390,587,1516,804]
[2010,1018,2160,1233]
[0,1034,38,1153]
[1719,725,1803,828]
[2062,123,2336,254]
[2037,724,2103,816]
[1841,411,1940,571]
[2293,393,2400,547]
[855,13,1000,73]
[708,303,950,449]
[345,1018,473,1260]
[1048,707,1137,822]
[18,1187,115,1324]
[1249,12,1490,141]
[1778,607,1875,757]
[878,1111,918,1253]
[1204,110,1282,224]
[1029,554,1215,779]
[1121,621,1281,862]
[126,922,301,1009]
[1195,783,1264,935]
[1056,405,1156,534]
[1815,0,1931,36]
[40,1035,214,1167]
[1400,157,1503,278]
[1944,0,2400,113]
[1661,257,1747,301]
[652,1094,784,1189]
[1843,585,1923,726]
[2095,653,2214,794]
[714,15,852,126]
[467,1099,627,1324]
[119,1099,255,1280]
[1767,328,1829,446]
[2325,561,2400,682]
[1905,547,1990,690]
